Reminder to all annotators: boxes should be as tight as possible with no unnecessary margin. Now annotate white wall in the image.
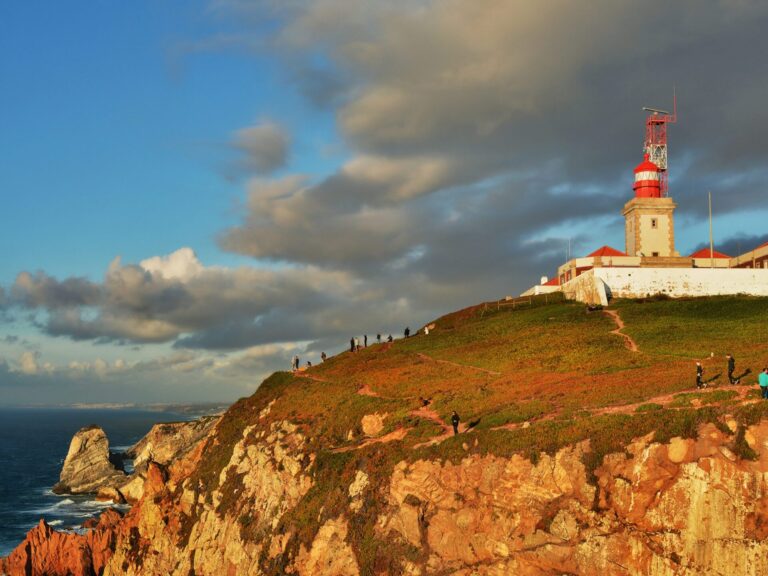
[564,267,768,303]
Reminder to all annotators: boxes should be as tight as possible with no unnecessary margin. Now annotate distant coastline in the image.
[9,402,229,417]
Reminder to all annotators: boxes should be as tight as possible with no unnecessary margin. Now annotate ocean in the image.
[0,407,189,557]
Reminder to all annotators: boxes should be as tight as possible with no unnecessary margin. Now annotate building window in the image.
[652,252,659,257]
[651,218,658,229]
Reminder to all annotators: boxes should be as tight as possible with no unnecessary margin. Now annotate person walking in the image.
[424,326,430,335]
[350,338,355,353]
[404,326,411,338]
[387,334,393,343]
[451,411,460,435]
[696,361,704,389]
[364,334,368,348]
[377,333,381,343]
[291,355,298,371]
[354,337,360,351]
[321,352,327,362]
[760,368,768,399]
[726,354,738,384]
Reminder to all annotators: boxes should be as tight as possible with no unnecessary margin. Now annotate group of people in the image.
[696,354,768,399]
[292,326,419,371]
[349,330,414,352]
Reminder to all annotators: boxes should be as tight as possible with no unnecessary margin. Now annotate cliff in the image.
[3,295,768,575]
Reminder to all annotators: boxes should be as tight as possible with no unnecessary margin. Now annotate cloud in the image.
[231,121,290,175]
[8,247,362,348]
[690,232,768,257]
[18,351,40,375]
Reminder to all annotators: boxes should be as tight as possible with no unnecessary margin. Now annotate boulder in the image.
[361,413,387,437]
[52,425,125,495]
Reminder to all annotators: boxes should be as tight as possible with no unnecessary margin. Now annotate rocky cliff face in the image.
[6,397,768,576]
[124,415,219,474]
[52,426,125,495]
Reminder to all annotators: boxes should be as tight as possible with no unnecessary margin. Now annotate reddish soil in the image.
[603,309,639,352]
[415,352,502,376]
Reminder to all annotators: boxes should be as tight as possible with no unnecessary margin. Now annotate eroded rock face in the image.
[295,517,360,576]
[377,422,768,575]
[0,508,122,576]
[9,417,768,576]
[125,416,219,474]
[99,419,315,576]
[52,426,125,495]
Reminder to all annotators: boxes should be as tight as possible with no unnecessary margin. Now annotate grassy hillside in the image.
[199,294,768,573]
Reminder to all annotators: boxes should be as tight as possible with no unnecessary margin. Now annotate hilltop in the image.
[4,294,768,576]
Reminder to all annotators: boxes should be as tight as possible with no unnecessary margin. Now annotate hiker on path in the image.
[760,368,768,399]
[424,326,430,335]
[377,334,381,343]
[405,327,411,338]
[387,334,393,343]
[364,334,368,348]
[727,354,739,384]
[321,352,327,362]
[355,337,360,351]
[350,338,355,353]
[419,396,431,407]
[451,411,460,435]
[696,361,705,389]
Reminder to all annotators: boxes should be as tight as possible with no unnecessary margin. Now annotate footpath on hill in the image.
[293,296,768,452]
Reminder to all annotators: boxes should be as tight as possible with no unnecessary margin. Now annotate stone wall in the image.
[563,267,768,303]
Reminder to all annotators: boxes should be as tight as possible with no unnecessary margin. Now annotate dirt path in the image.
[494,384,757,432]
[331,427,410,453]
[295,374,329,383]
[411,406,468,448]
[593,383,755,416]
[603,309,639,353]
[416,352,502,376]
[357,384,380,397]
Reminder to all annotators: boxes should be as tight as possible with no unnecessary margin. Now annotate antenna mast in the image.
[642,91,677,197]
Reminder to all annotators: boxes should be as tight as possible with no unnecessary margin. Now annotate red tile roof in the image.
[543,276,560,286]
[587,245,627,257]
[689,248,731,259]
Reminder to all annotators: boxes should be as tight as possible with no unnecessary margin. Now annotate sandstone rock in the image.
[96,486,126,504]
[348,470,369,513]
[296,517,360,576]
[361,413,387,437]
[0,509,121,576]
[125,415,219,474]
[118,473,146,504]
[52,425,125,495]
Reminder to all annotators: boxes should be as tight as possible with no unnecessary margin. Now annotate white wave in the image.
[48,520,64,526]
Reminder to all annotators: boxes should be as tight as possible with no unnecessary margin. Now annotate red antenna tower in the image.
[642,91,677,197]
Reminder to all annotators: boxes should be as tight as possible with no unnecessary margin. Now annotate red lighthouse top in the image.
[633,154,661,198]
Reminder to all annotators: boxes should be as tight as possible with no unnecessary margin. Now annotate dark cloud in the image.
[231,121,290,175]
[690,233,768,258]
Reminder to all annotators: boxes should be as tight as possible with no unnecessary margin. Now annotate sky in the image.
[1,0,767,405]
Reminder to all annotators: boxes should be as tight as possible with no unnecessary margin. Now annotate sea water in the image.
[0,408,186,557]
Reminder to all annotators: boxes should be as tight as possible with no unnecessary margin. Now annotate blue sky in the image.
[1,0,767,405]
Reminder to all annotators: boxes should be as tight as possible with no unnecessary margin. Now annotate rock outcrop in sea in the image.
[52,426,125,496]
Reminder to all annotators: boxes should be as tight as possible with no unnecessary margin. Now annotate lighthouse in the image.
[623,154,678,258]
